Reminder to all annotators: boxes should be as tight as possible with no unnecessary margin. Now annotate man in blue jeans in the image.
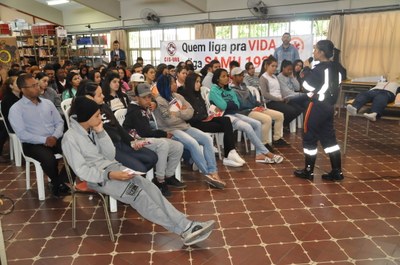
[346,81,400,121]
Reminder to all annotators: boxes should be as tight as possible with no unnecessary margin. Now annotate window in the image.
[128,27,195,66]
[215,18,329,43]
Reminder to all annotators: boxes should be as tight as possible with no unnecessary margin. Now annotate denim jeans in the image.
[226,114,270,155]
[172,127,217,174]
[352,90,395,117]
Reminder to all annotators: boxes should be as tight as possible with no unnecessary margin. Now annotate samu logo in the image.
[167,42,177,56]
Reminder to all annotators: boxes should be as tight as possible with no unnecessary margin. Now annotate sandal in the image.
[255,154,284,164]
[204,174,225,189]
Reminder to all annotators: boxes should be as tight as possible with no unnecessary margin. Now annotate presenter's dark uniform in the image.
[294,61,345,181]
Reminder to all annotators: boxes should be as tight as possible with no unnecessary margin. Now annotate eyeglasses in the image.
[23,83,39,88]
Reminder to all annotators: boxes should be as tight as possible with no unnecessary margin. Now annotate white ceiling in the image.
[34,0,87,12]
[4,0,400,32]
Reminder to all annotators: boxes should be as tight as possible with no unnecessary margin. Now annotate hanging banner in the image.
[160,35,313,71]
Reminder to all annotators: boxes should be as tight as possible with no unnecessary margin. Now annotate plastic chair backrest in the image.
[114,108,127,126]
[61,98,73,128]
[200,86,211,108]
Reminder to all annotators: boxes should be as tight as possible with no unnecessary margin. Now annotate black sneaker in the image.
[51,183,71,197]
[165,176,187,189]
[294,169,314,180]
[152,178,172,197]
[264,143,274,152]
[273,138,290,146]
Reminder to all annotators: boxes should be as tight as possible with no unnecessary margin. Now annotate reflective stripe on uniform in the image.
[324,145,340,153]
[317,68,330,101]
[304,148,318,156]
[303,80,316,92]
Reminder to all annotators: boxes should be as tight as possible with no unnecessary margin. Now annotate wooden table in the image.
[343,100,400,154]
[338,81,376,118]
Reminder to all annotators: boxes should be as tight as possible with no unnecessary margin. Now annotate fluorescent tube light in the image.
[47,0,70,5]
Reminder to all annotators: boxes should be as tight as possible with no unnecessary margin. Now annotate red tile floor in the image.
[1,116,399,265]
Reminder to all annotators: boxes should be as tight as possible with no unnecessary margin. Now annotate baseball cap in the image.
[130,73,145,83]
[231,67,245,76]
[136,83,152,97]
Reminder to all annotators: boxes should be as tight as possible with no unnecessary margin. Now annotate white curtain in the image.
[330,11,400,81]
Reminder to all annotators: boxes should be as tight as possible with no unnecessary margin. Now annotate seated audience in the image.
[179,72,245,167]
[259,56,303,127]
[62,72,81,100]
[127,73,145,99]
[243,62,260,88]
[87,69,102,85]
[1,74,21,133]
[102,72,130,112]
[153,74,226,189]
[54,67,67,94]
[123,83,186,196]
[62,96,215,246]
[0,74,22,163]
[9,74,68,196]
[293,59,304,88]
[36,72,62,115]
[74,80,157,174]
[230,67,288,149]
[209,68,284,164]
[277,60,309,109]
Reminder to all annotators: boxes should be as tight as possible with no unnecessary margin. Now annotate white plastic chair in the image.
[114,108,128,126]
[15,137,62,201]
[0,105,22,167]
[61,98,73,129]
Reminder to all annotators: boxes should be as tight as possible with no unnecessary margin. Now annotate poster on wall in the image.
[0,37,19,68]
[160,35,313,72]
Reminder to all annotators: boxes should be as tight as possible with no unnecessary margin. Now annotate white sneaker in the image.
[363,112,377,121]
[192,163,199,171]
[181,220,215,246]
[223,157,243,167]
[346,105,357,116]
[272,154,284,164]
[227,149,246,165]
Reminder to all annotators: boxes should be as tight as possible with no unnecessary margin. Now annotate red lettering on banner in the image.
[205,56,212,63]
[248,39,277,51]
[269,39,276,50]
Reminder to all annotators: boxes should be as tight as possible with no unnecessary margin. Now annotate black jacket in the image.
[1,92,20,133]
[100,104,133,145]
[179,91,208,124]
[123,102,167,138]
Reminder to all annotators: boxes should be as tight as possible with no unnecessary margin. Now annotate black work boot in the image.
[322,151,344,181]
[294,154,316,180]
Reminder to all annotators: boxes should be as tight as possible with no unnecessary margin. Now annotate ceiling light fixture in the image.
[47,0,70,6]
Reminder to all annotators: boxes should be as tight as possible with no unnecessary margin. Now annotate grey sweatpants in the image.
[89,175,190,235]
[144,138,183,179]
